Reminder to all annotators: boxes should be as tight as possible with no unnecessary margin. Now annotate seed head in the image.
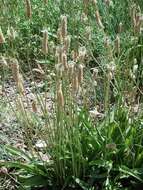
[64,35,71,52]
[83,0,89,6]
[95,10,104,29]
[0,85,3,95]
[60,15,67,40]
[72,72,79,94]
[10,59,20,83]
[135,13,140,24]
[89,108,103,118]
[71,50,78,62]
[7,26,17,41]
[106,143,116,150]
[32,66,45,75]
[78,64,84,85]
[25,0,32,19]
[107,62,116,73]
[78,46,87,62]
[106,62,116,80]
[57,27,63,44]
[104,0,110,6]
[118,22,123,33]
[42,29,48,55]
[0,27,5,44]
[134,13,142,33]
[32,99,38,112]
[68,61,75,77]
[134,58,137,65]
[115,35,120,55]
[92,68,98,80]
[104,36,110,49]
[0,167,8,175]
[49,41,55,54]
[55,46,63,64]
[57,83,64,108]
[93,0,97,6]
[0,56,8,67]
[104,36,113,60]
[130,4,136,23]
[62,53,68,70]
[17,74,25,95]
[133,64,138,74]
[83,0,89,14]
[85,26,92,40]
[17,96,25,114]
[81,12,88,23]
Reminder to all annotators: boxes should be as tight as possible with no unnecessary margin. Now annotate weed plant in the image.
[0,0,143,189]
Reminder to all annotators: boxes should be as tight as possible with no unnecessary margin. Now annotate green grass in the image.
[0,0,143,189]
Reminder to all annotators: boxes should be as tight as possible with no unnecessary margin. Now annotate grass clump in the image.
[0,0,143,190]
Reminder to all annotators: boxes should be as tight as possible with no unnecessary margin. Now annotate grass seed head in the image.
[42,29,48,55]
[17,74,25,95]
[62,53,68,70]
[81,12,88,22]
[115,35,120,55]
[7,26,17,41]
[83,0,89,6]
[57,83,64,108]
[55,63,64,77]
[10,59,20,83]
[89,108,103,118]
[49,41,55,55]
[17,96,25,114]
[135,13,140,24]
[92,68,98,80]
[106,62,116,80]
[104,0,110,6]
[95,10,104,29]
[85,26,92,40]
[32,99,38,112]
[78,64,84,85]
[71,50,78,62]
[93,0,97,6]
[104,37,113,60]
[44,0,48,3]
[78,46,87,62]
[55,46,63,64]
[104,36,110,49]
[0,56,8,67]
[64,35,71,52]
[68,61,75,80]
[133,64,138,74]
[72,72,79,94]
[130,4,136,22]
[106,143,116,150]
[118,22,123,33]
[0,27,5,44]
[83,0,89,14]
[25,0,32,19]
[57,27,63,44]
[60,15,67,40]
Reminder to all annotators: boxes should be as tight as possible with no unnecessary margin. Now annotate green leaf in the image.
[0,161,36,173]
[5,145,32,162]
[119,166,143,183]
[36,59,51,65]
[0,161,47,177]
[90,160,113,170]
[19,175,49,187]
[74,177,92,190]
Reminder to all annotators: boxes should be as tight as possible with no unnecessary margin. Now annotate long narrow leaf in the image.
[119,166,143,183]
[5,145,32,162]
